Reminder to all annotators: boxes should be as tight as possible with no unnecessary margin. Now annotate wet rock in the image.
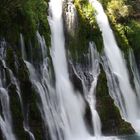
[96,67,135,135]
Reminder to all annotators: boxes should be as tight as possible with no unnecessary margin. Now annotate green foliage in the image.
[0,0,50,46]
[99,0,111,8]
[0,0,23,20]
[98,0,133,52]
[67,0,103,60]
[0,0,23,44]
[100,0,140,53]
[126,20,140,52]
[97,68,135,135]
[112,23,130,52]
[107,0,131,23]
[6,47,17,74]
[75,0,96,25]
[22,0,50,45]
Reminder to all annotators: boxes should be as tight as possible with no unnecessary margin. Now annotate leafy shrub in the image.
[107,0,131,23]
[0,0,50,46]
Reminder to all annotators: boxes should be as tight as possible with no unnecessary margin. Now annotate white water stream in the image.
[89,0,140,133]
[49,0,89,139]
[0,40,16,140]
[88,42,101,137]
[129,48,140,103]
[48,0,120,139]
[71,42,101,138]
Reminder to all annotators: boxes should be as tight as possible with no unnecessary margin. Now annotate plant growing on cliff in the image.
[74,0,96,26]
[107,0,132,23]
[0,0,50,46]
[65,0,103,60]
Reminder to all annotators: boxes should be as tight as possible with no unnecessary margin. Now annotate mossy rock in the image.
[96,67,135,135]
[63,0,103,61]
[28,88,45,140]
[6,46,17,75]
[0,0,51,47]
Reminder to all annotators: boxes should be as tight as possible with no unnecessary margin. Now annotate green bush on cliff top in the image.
[0,0,50,46]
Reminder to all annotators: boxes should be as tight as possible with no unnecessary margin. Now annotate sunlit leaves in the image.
[74,0,96,26]
[107,0,131,23]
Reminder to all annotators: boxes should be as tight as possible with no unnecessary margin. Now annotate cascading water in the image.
[0,87,16,140]
[87,42,101,137]
[36,31,47,59]
[129,48,140,103]
[8,70,35,140]
[0,39,35,140]
[20,34,27,60]
[64,0,77,36]
[71,43,120,140]
[1,0,140,139]
[0,40,16,140]
[48,0,90,139]
[89,0,140,133]
[25,33,64,140]
[12,0,140,139]
[72,42,101,138]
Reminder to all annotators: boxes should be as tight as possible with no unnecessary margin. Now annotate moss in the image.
[126,20,140,53]
[27,88,44,140]
[6,47,17,75]
[0,0,51,47]
[1,0,139,138]
[111,23,130,53]
[96,67,135,135]
[8,83,27,140]
[102,0,132,52]
[0,0,22,44]
[99,0,140,54]
[65,0,103,61]
[93,0,134,55]
[21,0,50,45]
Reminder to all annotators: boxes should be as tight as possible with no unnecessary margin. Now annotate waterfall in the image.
[71,43,121,140]
[128,49,140,132]
[8,70,35,140]
[0,40,16,140]
[64,0,77,36]
[129,48,140,103]
[24,32,66,140]
[36,31,47,59]
[20,34,27,60]
[87,42,101,137]
[72,42,101,137]
[1,0,140,139]
[0,39,35,140]
[0,88,16,140]
[89,0,140,132]
[48,0,90,139]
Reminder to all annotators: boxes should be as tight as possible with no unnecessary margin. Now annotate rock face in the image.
[0,42,44,140]
[68,59,135,136]
[96,67,135,135]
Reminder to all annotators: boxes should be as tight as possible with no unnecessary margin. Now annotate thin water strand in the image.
[89,0,140,132]
[8,69,35,140]
[20,33,27,60]
[88,42,101,137]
